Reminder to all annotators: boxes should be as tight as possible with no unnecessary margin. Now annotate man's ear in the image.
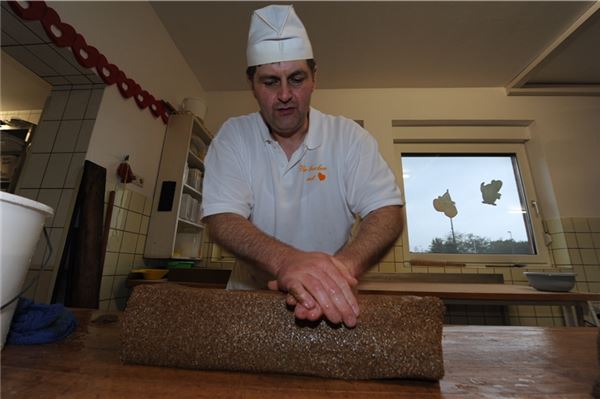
[312,65,318,89]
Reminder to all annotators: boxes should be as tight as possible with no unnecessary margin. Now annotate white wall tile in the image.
[65,75,94,85]
[99,276,114,300]
[129,191,146,214]
[30,233,49,268]
[63,90,91,120]
[102,252,119,276]
[107,229,123,252]
[2,46,56,77]
[140,215,150,235]
[53,120,82,152]
[85,88,105,119]
[14,188,38,201]
[42,90,69,121]
[41,153,71,188]
[75,119,95,152]
[46,228,64,268]
[143,198,152,216]
[124,211,142,233]
[17,153,49,188]
[64,153,85,188]
[44,76,70,85]
[36,189,62,225]
[30,120,59,153]
[120,232,138,254]
[1,7,44,43]
[116,253,135,275]
[136,235,146,255]
[110,207,127,230]
[33,44,81,76]
[1,31,17,45]
[53,189,74,228]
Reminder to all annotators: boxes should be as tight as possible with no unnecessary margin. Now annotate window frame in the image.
[393,142,551,266]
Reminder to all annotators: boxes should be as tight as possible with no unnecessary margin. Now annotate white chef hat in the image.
[246,5,313,67]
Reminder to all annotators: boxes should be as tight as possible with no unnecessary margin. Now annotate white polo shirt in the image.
[202,107,403,289]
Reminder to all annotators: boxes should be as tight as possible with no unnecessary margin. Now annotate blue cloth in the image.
[6,298,77,345]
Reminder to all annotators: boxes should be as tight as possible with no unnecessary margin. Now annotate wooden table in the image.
[358,281,600,326]
[1,309,598,398]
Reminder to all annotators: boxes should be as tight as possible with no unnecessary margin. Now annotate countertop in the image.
[1,309,598,398]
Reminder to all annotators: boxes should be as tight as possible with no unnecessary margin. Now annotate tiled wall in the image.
[360,216,600,326]
[16,86,105,304]
[98,180,152,311]
[545,218,600,293]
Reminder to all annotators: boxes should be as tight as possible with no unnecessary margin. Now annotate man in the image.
[201,5,403,328]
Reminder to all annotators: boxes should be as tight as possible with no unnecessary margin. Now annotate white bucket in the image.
[0,191,54,349]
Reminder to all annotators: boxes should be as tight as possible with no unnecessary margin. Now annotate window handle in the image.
[531,200,540,217]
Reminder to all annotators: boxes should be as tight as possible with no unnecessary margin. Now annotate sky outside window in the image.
[401,154,534,254]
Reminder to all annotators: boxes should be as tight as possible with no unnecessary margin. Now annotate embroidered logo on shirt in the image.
[300,164,327,182]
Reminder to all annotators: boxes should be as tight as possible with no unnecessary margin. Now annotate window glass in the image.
[401,154,535,255]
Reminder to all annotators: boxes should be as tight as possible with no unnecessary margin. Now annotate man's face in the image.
[251,60,316,139]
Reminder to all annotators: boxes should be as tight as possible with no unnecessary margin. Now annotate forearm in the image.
[336,205,404,278]
[205,212,360,327]
[204,213,297,275]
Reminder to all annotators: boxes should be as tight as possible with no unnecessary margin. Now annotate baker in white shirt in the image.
[202,5,404,328]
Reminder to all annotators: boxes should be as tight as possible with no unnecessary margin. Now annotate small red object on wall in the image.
[116,156,136,184]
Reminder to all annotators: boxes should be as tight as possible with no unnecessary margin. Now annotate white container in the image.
[174,232,202,259]
[180,193,192,221]
[187,168,202,192]
[181,97,208,121]
[0,191,53,349]
[189,197,199,222]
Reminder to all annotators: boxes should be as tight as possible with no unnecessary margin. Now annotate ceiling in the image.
[152,1,600,95]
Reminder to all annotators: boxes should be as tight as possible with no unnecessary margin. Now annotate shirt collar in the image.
[304,107,322,150]
[257,107,322,150]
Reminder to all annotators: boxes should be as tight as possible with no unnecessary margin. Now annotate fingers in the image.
[286,294,297,306]
[302,273,357,327]
[330,258,360,317]
[294,302,322,321]
[287,281,316,310]
[274,253,360,327]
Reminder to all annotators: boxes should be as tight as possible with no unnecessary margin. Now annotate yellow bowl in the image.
[131,268,169,280]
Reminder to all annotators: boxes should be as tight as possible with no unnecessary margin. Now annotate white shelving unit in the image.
[144,113,212,260]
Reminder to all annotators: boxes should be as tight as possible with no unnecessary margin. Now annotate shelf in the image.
[178,217,204,229]
[170,255,203,261]
[183,183,202,200]
[187,151,205,171]
[191,116,213,144]
[145,113,212,260]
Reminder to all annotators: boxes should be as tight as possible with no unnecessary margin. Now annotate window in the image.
[394,143,549,265]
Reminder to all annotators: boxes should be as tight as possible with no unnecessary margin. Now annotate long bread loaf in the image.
[122,284,445,380]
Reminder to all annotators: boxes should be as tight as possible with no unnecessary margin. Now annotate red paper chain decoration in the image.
[9,1,171,124]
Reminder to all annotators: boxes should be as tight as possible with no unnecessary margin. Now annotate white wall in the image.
[205,88,600,220]
[50,2,206,198]
[0,50,51,111]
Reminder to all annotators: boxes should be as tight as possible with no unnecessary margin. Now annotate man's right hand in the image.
[268,251,359,327]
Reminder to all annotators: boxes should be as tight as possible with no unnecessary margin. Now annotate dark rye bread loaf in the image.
[121,284,445,380]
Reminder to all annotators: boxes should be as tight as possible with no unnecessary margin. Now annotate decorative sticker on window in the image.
[480,179,503,206]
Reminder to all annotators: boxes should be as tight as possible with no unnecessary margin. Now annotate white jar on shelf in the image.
[181,193,192,220]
